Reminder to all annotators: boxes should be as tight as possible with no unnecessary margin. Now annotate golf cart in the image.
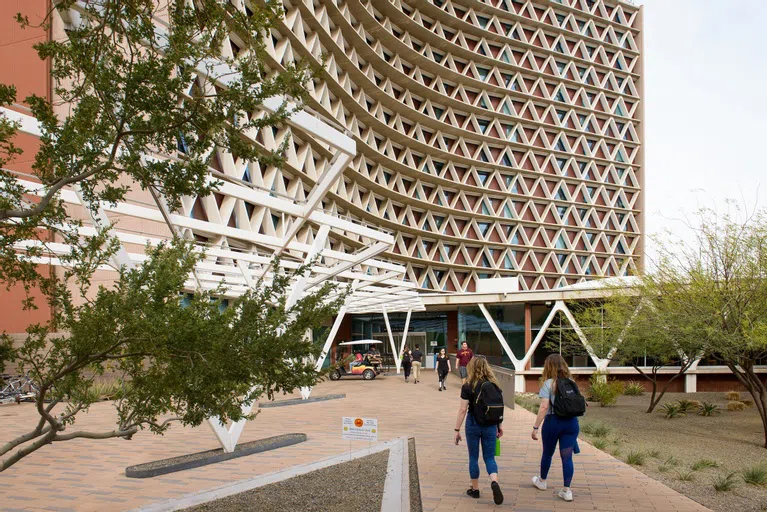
[329,340,384,381]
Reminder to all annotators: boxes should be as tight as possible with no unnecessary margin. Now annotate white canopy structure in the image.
[2,95,423,452]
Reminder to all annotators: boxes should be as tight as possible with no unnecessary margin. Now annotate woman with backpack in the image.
[401,346,412,383]
[531,354,585,503]
[453,357,504,505]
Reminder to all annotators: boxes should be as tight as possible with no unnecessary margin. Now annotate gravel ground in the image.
[183,450,389,512]
[577,392,767,512]
[409,438,423,512]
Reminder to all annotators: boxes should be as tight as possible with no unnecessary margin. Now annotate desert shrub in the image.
[676,470,696,482]
[726,391,741,401]
[592,438,608,450]
[660,403,686,419]
[658,465,670,473]
[713,472,738,492]
[665,455,680,467]
[623,381,645,396]
[727,401,746,412]
[647,449,661,459]
[742,465,767,486]
[742,399,754,408]
[691,459,719,471]
[588,372,623,407]
[581,421,612,438]
[625,451,645,466]
[611,448,622,457]
[514,394,541,414]
[697,402,721,416]
[676,399,700,413]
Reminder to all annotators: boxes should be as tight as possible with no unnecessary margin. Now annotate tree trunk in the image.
[727,364,767,449]
[647,377,659,413]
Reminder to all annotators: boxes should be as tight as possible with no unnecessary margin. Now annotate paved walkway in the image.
[0,373,708,511]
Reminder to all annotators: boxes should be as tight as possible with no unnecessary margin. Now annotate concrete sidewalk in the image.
[0,373,709,511]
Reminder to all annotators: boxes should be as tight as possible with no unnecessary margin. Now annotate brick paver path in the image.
[0,373,708,511]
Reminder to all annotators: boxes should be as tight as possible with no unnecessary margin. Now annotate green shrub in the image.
[675,470,696,482]
[587,372,623,407]
[691,459,719,471]
[664,455,680,467]
[514,394,541,414]
[647,449,661,459]
[660,403,686,419]
[697,402,721,417]
[592,438,608,450]
[581,421,613,438]
[713,472,738,492]
[658,465,670,473]
[625,451,645,466]
[676,399,700,413]
[623,381,645,396]
[742,465,767,486]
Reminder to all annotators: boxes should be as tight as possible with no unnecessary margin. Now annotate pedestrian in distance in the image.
[531,354,586,503]
[456,341,474,385]
[401,346,412,383]
[411,344,423,383]
[454,357,505,505]
[435,348,451,391]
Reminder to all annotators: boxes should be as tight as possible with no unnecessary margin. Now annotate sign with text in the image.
[341,417,378,441]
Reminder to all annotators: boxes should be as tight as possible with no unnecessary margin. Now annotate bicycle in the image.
[0,373,40,405]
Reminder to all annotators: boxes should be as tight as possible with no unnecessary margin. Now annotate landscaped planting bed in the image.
[518,391,767,512]
[183,450,389,512]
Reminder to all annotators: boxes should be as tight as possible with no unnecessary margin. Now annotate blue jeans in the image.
[465,413,498,479]
[540,414,579,487]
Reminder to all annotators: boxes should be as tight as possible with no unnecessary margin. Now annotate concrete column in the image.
[524,303,532,370]
[685,373,697,393]
[515,373,526,394]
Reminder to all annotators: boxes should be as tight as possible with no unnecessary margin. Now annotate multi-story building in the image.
[2,0,754,392]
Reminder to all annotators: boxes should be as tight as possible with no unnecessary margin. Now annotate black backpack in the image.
[473,381,505,426]
[553,377,586,418]
[402,352,411,364]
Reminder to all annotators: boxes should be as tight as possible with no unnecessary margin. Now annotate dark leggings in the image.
[540,414,579,487]
[438,369,448,386]
[403,364,411,379]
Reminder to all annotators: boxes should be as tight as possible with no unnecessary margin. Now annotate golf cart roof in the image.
[338,340,383,346]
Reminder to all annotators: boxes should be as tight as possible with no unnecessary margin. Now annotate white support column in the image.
[478,303,522,371]
[685,373,697,393]
[396,309,412,374]
[300,306,347,400]
[382,307,399,373]
[209,224,331,448]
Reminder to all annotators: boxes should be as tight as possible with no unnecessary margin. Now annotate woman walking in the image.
[531,354,581,502]
[454,357,504,505]
[401,346,412,383]
[435,348,451,391]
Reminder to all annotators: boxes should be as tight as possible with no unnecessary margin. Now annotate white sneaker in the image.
[532,476,547,490]
[558,488,573,502]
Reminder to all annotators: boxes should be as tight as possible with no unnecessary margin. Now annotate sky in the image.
[637,0,767,261]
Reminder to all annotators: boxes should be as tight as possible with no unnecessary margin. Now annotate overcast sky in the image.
[638,0,767,260]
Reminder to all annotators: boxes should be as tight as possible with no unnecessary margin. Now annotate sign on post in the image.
[342,417,378,442]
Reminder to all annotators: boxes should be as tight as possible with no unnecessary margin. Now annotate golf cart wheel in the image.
[362,369,375,380]
[329,370,341,381]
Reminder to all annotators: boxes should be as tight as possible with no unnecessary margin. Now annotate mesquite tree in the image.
[650,206,767,448]
[560,293,703,413]
[0,0,340,470]
[1,242,343,471]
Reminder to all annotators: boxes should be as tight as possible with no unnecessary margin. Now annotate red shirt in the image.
[457,348,474,367]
